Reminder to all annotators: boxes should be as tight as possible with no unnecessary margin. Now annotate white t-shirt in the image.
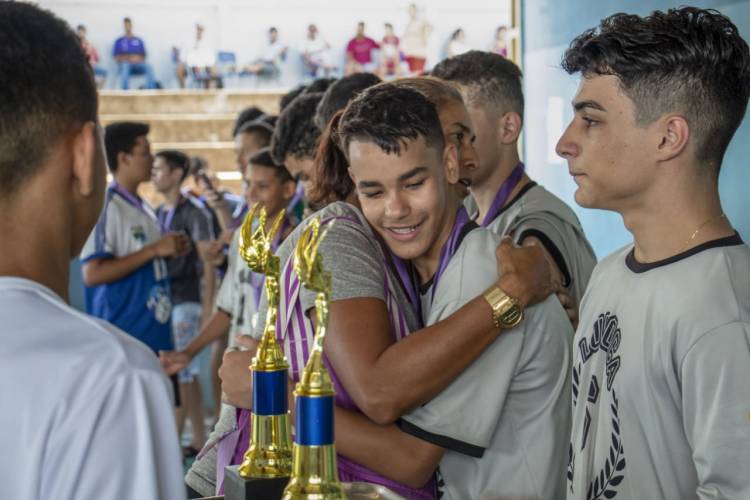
[215,230,258,344]
[568,234,750,499]
[401,227,572,500]
[0,277,185,500]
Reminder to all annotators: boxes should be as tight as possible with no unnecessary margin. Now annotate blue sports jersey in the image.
[113,36,146,57]
[81,185,172,352]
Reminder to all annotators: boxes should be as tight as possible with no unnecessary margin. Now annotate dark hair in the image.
[269,27,278,33]
[271,92,324,164]
[155,150,189,182]
[280,84,307,111]
[305,77,338,95]
[432,50,524,118]
[189,156,207,176]
[232,106,265,137]
[236,119,274,146]
[249,147,293,183]
[123,17,132,24]
[562,7,750,167]
[261,114,278,128]
[104,122,150,173]
[450,29,463,40]
[310,84,444,205]
[315,72,382,130]
[0,2,97,196]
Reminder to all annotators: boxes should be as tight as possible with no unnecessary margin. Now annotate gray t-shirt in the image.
[157,196,214,305]
[568,234,750,500]
[466,183,597,307]
[401,227,573,500]
[185,202,419,496]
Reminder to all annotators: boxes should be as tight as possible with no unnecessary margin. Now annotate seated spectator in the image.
[345,21,379,75]
[301,24,334,78]
[244,26,287,78]
[446,28,470,58]
[77,24,107,88]
[113,17,157,90]
[378,22,402,78]
[490,25,509,57]
[177,23,221,89]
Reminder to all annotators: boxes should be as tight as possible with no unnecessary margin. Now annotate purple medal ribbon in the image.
[111,181,147,214]
[157,196,182,234]
[391,206,472,326]
[481,162,525,227]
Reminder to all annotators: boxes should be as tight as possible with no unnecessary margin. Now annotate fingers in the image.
[495,236,515,275]
[234,334,257,349]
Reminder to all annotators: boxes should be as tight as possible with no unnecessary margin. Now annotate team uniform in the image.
[156,195,215,382]
[81,184,172,353]
[399,217,573,500]
[0,277,185,500]
[467,167,597,307]
[214,230,257,347]
[567,234,750,499]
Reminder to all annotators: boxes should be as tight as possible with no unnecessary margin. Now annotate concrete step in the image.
[100,113,236,143]
[99,89,284,115]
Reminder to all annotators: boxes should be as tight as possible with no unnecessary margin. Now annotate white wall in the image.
[41,0,510,88]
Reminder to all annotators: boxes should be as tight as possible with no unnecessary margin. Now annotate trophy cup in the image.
[224,203,293,500]
[282,217,346,499]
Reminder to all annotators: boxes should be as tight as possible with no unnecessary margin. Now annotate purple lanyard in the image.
[157,196,182,234]
[391,207,472,325]
[481,162,525,227]
[111,181,149,216]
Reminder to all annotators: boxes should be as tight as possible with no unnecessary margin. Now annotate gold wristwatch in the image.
[483,286,524,329]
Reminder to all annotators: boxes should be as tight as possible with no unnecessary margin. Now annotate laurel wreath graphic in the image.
[586,390,626,499]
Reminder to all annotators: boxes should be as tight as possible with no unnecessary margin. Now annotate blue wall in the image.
[522,0,750,258]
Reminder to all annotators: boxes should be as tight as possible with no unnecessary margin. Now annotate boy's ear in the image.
[71,121,98,197]
[443,143,460,185]
[497,111,522,145]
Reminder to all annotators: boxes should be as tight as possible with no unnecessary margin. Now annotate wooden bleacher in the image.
[98,89,285,204]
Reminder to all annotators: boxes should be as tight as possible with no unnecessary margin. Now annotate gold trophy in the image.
[283,217,346,499]
[236,203,293,478]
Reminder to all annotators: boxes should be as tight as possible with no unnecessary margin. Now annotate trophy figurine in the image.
[225,203,293,500]
[283,217,346,499]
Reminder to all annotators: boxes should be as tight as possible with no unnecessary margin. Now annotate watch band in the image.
[483,286,524,329]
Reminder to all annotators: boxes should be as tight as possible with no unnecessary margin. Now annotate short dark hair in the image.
[280,84,307,111]
[392,76,464,112]
[155,150,189,182]
[104,122,150,173]
[562,7,750,167]
[123,17,132,24]
[232,106,265,137]
[236,119,274,146]
[315,72,382,130]
[0,2,97,197]
[432,50,524,118]
[249,147,293,183]
[310,84,443,206]
[271,92,324,164]
[337,84,444,158]
[189,156,207,176]
[261,114,278,128]
[304,77,338,95]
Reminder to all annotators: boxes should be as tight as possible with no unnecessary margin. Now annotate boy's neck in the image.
[412,199,460,285]
[472,148,528,222]
[113,172,139,195]
[163,185,182,207]
[625,173,733,263]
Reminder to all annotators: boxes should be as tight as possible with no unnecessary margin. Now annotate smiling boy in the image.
[342,84,573,499]
[557,7,750,499]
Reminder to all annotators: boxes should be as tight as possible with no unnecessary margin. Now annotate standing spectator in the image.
[447,28,470,58]
[81,122,190,357]
[0,4,185,498]
[113,17,157,90]
[153,150,215,457]
[301,24,334,78]
[490,25,509,57]
[345,21,379,75]
[378,23,402,78]
[77,24,107,88]
[401,3,431,75]
[245,27,288,78]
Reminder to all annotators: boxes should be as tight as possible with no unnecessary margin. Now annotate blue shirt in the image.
[81,186,173,352]
[114,35,146,57]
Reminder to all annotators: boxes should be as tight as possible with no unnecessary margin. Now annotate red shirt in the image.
[346,36,379,64]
